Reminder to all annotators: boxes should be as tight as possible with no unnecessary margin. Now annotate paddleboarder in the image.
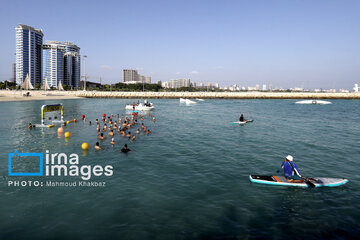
[281,155,304,183]
[239,114,246,122]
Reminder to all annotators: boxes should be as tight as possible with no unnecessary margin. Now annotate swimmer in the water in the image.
[110,138,115,145]
[121,144,131,153]
[98,133,107,140]
[89,121,92,125]
[109,129,114,136]
[152,117,156,123]
[136,128,140,134]
[141,123,145,129]
[131,135,136,141]
[95,142,101,150]
[126,132,131,138]
[62,122,67,126]
[146,129,151,134]
[28,123,33,129]
[95,119,99,124]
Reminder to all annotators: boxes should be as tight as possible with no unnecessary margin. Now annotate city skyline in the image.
[15,23,81,88]
[1,0,360,90]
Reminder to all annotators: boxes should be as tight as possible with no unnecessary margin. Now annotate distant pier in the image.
[1,90,360,101]
[76,91,360,99]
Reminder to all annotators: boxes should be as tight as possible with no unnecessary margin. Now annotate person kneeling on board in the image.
[239,114,246,122]
[281,155,304,183]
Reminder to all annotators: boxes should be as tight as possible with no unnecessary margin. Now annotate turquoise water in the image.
[0,99,359,239]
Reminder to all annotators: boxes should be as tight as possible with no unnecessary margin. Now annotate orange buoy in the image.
[57,127,64,133]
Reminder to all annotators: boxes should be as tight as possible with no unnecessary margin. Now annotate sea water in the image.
[0,99,359,239]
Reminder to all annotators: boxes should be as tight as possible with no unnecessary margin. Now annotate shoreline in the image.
[1,90,360,102]
[0,90,82,102]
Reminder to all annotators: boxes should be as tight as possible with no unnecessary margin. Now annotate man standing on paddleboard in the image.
[281,155,304,183]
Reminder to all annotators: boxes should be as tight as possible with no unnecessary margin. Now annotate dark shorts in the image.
[285,175,302,180]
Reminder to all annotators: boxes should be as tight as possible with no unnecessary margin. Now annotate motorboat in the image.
[295,100,332,105]
[125,100,155,111]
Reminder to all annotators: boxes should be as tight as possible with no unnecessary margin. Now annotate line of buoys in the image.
[66,118,77,124]
[47,124,55,128]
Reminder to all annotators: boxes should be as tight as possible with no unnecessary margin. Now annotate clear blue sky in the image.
[0,0,359,89]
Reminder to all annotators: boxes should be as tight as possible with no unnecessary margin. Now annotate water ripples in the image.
[0,99,359,239]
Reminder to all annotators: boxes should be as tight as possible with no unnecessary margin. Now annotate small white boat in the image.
[295,100,332,105]
[125,100,155,111]
[180,98,197,104]
[196,98,205,101]
[185,99,197,104]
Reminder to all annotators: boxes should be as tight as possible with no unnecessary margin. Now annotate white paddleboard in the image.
[249,175,348,188]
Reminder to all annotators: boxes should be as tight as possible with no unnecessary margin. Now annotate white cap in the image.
[286,155,293,161]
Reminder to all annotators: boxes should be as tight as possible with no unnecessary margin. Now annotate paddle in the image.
[303,177,316,188]
[276,170,316,188]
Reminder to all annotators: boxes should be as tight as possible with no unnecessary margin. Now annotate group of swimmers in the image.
[92,112,155,152]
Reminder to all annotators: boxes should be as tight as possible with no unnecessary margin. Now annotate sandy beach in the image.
[0,90,359,102]
[0,90,82,102]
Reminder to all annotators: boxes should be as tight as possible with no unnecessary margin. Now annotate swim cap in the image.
[286,155,293,161]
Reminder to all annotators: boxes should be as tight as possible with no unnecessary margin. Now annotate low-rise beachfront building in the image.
[354,84,359,92]
[123,69,151,84]
[162,79,191,89]
[123,69,139,83]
